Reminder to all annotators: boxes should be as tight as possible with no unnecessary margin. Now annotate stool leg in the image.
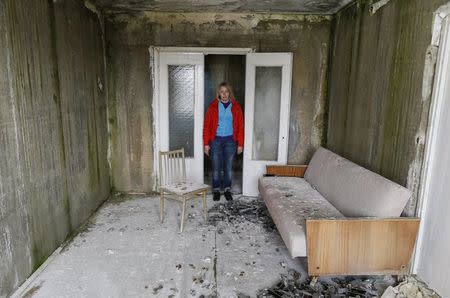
[202,191,207,222]
[180,199,187,232]
[160,191,164,223]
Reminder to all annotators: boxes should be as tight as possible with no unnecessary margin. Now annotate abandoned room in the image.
[1,0,450,297]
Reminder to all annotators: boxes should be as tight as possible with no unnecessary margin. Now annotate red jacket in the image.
[204,98,244,147]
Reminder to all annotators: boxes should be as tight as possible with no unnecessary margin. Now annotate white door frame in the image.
[149,47,254,190]
[413,7,450,273]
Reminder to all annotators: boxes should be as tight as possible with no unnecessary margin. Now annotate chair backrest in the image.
[159,148,186,187]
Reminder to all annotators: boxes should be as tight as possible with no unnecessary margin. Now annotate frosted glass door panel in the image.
[168,65,195,157]
[252,66,282,161]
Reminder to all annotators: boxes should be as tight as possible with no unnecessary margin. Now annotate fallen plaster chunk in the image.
[382,286,399,298]
[152,282,164,295]
[381,276,441,298]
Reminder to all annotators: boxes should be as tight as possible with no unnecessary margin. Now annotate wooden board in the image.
[266,165,308,177]
[306,218,420,276]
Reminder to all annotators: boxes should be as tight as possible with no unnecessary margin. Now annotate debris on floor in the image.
[15,195,439,298]
[207,197,276,232]
[381,276,441,298]
[256,269,400,298]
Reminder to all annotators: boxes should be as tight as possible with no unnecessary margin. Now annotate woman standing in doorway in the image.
[203,82,244,201]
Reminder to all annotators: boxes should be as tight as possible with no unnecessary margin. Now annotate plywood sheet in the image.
[306,218,420,275]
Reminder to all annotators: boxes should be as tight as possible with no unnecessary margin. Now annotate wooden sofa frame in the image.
[266,165,420,276]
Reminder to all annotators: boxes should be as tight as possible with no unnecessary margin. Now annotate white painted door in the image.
[159,52,204,183]
[414,16,450,298]
[243,53,293,196]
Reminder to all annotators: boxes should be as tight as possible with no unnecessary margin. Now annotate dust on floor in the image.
[14,195,306,297]
[14,195,437,298]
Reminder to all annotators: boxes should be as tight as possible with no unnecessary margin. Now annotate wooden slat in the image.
[306,218,420,276]
[159,149,186,186]
[266,165,308,177]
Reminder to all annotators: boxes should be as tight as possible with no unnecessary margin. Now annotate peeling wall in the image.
[106,12,332,192]
[0,0,109,296]
[326,0,449,216]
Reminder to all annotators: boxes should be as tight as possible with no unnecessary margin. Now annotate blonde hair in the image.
[216,82,235,101]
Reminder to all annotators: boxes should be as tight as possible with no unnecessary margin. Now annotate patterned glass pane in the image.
[168,65,195,157]
[252,66,282,161]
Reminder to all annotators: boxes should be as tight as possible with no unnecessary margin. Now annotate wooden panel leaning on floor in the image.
[264,164,420,276]
[159,149,209,232]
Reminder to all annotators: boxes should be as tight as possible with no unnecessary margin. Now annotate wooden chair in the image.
[159,148,209,232]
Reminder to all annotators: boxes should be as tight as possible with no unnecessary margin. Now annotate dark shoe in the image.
[213,191,220,201]
[224,191,233,201]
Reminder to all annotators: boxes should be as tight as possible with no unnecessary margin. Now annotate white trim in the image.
[413,11,450,274]
[431,3,450,46]
[154,47,254,55]
[149,47,160,191]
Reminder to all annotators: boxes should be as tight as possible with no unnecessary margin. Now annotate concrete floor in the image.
[13,194,306,298]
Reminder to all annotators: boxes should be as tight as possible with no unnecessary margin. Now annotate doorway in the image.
[153,48,292,196]
[203,55,246,194]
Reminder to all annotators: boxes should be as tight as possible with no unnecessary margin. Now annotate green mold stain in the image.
[106,57,118,192]
[87,125,100,189]
[63,192,72,233]
[32,245,49,272]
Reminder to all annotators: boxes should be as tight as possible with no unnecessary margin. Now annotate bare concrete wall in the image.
[106,12,332,192]
[327,0,449,216]
[0,0,109,296]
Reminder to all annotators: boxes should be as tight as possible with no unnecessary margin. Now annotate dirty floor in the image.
[14,194,307,297]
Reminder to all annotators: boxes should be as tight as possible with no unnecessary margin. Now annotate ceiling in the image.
[89,0,354,14]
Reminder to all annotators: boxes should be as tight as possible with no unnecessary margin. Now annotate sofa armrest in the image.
[306,218,420,276]
[266,165,308,178]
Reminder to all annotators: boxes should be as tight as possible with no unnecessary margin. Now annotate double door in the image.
[157,50,292,196]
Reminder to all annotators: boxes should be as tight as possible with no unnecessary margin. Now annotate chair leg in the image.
[180,199,187,232]
[160,191,164,223]
[202,191,207,222]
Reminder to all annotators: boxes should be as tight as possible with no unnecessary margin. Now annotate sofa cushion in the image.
[304,147,412,217]
[258,176,344,257]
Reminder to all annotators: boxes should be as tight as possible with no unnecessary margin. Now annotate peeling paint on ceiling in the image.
[88,0,354,14]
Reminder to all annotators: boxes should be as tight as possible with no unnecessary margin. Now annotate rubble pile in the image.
[255,270,400,298]
[381,276,440,298]
[206,198,440,298]
[208,198,276,231]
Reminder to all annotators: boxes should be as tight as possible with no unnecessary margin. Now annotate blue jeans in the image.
[210,138,236,192]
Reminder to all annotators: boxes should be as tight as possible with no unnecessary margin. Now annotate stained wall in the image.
[0,1,109,296]
[106,12,333,192]
[327,0,449,215]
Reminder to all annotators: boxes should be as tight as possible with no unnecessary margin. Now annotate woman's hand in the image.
[204,145,210,156]
[237,146,243,155]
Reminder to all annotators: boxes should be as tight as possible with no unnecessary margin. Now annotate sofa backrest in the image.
[304,147,411,217]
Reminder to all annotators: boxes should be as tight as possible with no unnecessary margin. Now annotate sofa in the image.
[258,147,420,276]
